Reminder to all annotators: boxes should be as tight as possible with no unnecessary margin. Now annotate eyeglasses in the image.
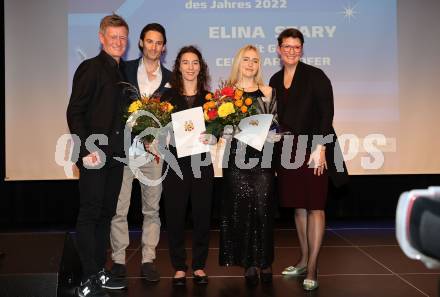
[280,44,302,52]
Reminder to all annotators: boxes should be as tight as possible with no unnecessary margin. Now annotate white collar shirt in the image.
[132,59,162,153]
[137,58,162,97]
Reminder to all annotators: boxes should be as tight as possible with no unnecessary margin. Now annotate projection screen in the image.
[5,0,440,180]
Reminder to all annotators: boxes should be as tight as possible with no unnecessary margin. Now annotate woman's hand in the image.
[308,145,327,176]
[199,132,217,145]
[143,140,161,164]
[266,130,281,143]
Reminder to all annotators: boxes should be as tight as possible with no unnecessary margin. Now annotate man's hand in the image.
[82,151,102,167]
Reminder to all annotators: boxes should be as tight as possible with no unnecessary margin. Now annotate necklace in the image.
[236,79,258,91]
[236,84,258,92]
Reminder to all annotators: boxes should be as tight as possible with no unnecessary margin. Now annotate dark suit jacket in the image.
[67,50,127,160]
[269,61,334,137]
[269,62,348,187]
[124,58,172,99]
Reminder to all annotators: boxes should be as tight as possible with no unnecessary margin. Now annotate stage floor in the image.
[105,223,439,297]
[1,222,439,297]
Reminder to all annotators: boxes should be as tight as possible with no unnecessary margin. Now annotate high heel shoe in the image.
[193,273,208,285]
[303,278,319,291]
[281,265,307,276]
[244,267,259,286]
[260,267,272,284]
[172,277,186,286]
[172,271,186,286]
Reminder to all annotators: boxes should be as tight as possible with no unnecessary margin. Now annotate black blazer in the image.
[67,50,128,160]
[269,62,348,187]
[269,61,334,137]
[124,58,172,98]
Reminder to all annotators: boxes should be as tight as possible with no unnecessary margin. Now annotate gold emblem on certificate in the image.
[249,119,259,126]
[184,120,195,132]
[171,107,210,158]
[234,114,273,151]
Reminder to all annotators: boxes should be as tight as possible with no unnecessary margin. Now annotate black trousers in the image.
[76,161,124,279]
[162,155,214,272]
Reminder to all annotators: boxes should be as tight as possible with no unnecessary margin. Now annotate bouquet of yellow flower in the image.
[203,85,257,137]
[126,95,174,144]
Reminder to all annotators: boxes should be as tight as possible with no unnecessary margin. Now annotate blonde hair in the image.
[99,14,129,34]
[228,45,264,87]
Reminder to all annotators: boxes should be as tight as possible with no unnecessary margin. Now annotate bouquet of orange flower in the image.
[203,85,257,137]
[126,94,174,144]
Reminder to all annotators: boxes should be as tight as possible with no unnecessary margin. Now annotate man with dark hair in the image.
[67,14,129,297]
[109,22,171,283]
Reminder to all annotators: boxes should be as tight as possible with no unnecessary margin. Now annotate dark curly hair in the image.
[171,45,210,95]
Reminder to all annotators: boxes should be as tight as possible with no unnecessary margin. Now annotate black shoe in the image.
[141,262,160,282]
[76,276,109,297]
[110,263,127,277]
[260,268,273,284]
[193,273,209,285]
[97,269,128,290]
[172,276,186,286]
[244,267,259,286]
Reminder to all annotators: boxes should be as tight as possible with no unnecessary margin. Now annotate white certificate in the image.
[234,114,273,151]
[171,107,210,158]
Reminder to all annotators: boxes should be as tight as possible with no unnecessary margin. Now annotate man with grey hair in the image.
[67,14,130,297]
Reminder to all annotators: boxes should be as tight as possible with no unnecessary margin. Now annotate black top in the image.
[245,89,264,97]
[183,95,197,109]
[67,50,128,159]
[245,88,278,125]
[161,88,209,113]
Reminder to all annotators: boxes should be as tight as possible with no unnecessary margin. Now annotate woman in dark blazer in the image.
[161,46,214,286]
[269,28,348,291]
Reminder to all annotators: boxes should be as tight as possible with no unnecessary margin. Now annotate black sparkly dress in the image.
[219,89,277,269]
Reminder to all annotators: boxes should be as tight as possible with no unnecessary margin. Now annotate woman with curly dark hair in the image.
[161,45,214,286]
